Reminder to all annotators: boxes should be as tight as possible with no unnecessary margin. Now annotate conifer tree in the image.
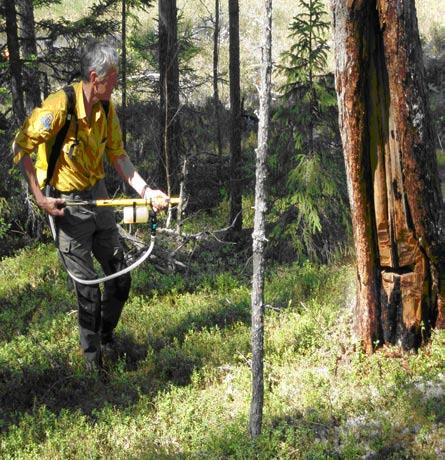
[272,0,347,261]
[120,0,153,149]
[279,0,330,156]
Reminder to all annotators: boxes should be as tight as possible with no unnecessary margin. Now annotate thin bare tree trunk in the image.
[16,0,41,113]
[5,0,26,125]
[158,0,181,201]
[331,0,445,352]
[176,154,187,234]
[213,0,223,181]
[121,0,128,150]
[120,0,130,197]
[249,0,272,439]
[228,0,242,233]
[6,0,42,237]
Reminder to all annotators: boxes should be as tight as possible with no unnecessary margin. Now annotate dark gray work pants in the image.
[53,180,131,364]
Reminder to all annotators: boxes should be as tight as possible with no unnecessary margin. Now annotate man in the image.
[12,39,169,372]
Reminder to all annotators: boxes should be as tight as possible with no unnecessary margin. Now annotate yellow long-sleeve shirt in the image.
[13,81,127,192]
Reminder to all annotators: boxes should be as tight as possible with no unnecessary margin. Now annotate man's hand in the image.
[17,155,65,217]
[143,187,170,212]
[37,196,66,216]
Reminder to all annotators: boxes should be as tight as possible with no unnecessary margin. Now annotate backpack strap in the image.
[102,100,110,118]
[44,86,111,188]
[44,85,76,188]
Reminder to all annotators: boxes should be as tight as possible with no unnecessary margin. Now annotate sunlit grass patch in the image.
[0,244,75,343]
[122,282,250,345]
[0,244,61,296]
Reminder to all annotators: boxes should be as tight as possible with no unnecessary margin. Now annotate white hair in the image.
[80,39,119,82]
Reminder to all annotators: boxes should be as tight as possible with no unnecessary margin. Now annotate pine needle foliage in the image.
[278,0,330,99]
[270,0,350,262]
[128,10,201,94]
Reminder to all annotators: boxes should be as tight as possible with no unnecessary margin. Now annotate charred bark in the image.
[331,0,444,352]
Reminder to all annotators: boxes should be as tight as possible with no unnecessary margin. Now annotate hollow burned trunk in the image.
[331,0,445,352]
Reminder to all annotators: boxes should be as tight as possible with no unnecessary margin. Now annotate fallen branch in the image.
[158,211,242,244]
[116,211,241,274]
[118,224,186,274]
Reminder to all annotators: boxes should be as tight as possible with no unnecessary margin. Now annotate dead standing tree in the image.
[249,0,272,439]
[331,0,445,353]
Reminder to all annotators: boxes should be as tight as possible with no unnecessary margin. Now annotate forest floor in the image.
[0,209,444,459]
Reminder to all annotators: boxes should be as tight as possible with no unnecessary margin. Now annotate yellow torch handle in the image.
[94,197,181,207]
[63,197,181,208]
[93,198,180,207]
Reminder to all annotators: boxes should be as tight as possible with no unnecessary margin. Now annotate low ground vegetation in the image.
[0,215,444,459]
[0,2,444,458]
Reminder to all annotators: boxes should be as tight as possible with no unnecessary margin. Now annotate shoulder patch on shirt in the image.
[39,113,54,131]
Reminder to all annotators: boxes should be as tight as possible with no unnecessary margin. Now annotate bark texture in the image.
[331,0,444,352]
[249,0,272,439]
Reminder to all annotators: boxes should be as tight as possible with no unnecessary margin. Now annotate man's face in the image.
[94,68,118,101]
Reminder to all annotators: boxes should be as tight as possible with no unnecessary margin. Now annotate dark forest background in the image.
[1,0,442,263]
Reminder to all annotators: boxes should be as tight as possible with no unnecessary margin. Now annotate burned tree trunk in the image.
[331,0,445,352]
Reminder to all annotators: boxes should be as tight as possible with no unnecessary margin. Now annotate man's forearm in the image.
[113,155,150,197]
[112,155,170,210]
